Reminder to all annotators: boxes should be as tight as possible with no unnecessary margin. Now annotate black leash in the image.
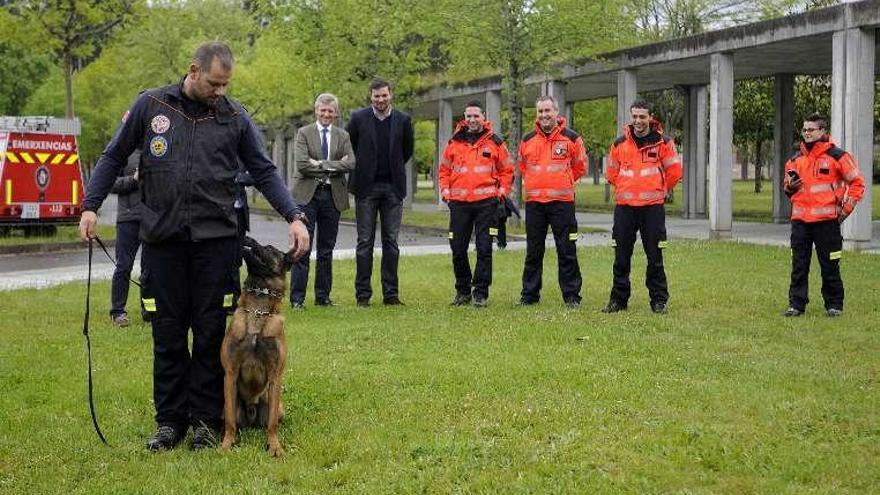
[93,236,141,289]
[83,237,109,445]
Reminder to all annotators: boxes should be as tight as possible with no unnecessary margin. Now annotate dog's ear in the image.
[282,250,297,270]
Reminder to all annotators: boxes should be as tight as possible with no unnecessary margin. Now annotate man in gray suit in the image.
[290,93,356,308]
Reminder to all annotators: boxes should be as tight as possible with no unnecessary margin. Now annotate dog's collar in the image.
[245,286,284,300]
[243,307,277,318]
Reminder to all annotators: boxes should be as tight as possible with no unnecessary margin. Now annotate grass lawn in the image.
[1,241,878,493]
[416,181,880,222]
[0,224,116,246]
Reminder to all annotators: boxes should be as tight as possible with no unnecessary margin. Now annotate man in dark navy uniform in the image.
[79,42,309,452]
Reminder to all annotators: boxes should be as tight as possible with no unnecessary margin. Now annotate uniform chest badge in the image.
[151,114,171,134]
[481,147,493,158]
[553,142,568,158]
[150,135,169,157]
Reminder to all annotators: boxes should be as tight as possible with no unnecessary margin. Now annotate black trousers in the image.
[609,204,669,306]
[521,201,582,303]
[141,237,238,431]
[789,219,844,311]
[355,182,402,301]
[110,220,143,317]
[291,187,341,304]
[448,198,496,299]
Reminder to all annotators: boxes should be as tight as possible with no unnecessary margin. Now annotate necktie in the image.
[320,127,329,160]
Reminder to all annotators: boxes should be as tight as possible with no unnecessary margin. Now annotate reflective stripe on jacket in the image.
[784,137,865,223]
[439,120,513,202]
[518,117,587,203]
[606,122,682,207]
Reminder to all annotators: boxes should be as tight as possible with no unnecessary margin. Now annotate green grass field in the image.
[1,242,878,493]
[415,181,880,222]
[0,224,115,246]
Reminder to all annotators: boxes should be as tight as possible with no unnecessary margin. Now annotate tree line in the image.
[2,0,874,182]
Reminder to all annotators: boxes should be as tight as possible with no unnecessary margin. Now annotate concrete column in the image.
[835,28,875,249]
[616,70,637,132]
[831,30,847,147]
[285,134,297,187]
[485,90,503,133]
[708,53,734,238]
[682,84,707,219]
[271,128,285,183]
[772,74,794,223]
[542,80,567,118]
[435,99,454,208]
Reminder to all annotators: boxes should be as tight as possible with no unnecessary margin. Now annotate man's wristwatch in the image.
[288,210,309,226]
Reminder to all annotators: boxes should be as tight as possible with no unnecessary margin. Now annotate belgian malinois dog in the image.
[220,236,296,456]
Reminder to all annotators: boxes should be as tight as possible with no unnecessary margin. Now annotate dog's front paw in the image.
[266,439,284,457]
[220,434,235,451]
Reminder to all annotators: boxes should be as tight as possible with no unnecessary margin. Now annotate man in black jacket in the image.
[79,42,309,452]
[345,78,414,306]
[109,150,145,327]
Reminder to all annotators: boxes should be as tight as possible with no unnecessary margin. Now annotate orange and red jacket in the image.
[518,117,587,203]
[439,120,513,202]
[783,136,864,223]
[606,121,682,207]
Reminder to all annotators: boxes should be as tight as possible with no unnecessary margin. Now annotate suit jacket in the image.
[345,107,414,200]
[292,123,356,211]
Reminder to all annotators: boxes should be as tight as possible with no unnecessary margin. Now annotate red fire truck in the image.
[0,116,85,236]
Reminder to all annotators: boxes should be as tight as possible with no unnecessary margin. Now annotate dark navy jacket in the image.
[83,81,300,243]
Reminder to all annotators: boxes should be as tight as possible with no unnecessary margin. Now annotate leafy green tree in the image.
[733,78,773,192]
[24,0,256,165]
[440,0,631,200]
[6,0,138,117]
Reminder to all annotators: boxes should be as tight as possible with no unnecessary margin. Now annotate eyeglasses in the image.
[802,127,821,133]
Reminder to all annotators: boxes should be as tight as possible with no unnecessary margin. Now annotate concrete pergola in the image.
[413,0,878,250]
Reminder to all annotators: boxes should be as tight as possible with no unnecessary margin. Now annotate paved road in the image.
[2,199,876,291]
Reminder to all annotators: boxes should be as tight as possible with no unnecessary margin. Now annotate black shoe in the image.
[315,298,335,307]
[518,298,538,306]
[450,293,472,306]
[291,301,305,310]
[826,308,842,317]
[383,296,404,306]
[146,425,183,451]
[601,300,626,313]
[650,302,668,314]
[564,298,581,309]
[783,307,803,317]
[473,296,488,308]
[356,298,370,307]
[190,424,219,451]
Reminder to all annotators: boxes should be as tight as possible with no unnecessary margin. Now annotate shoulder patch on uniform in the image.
[786,150,802,162]
[491,133,504,145]
[613,135,627,146]
[662,135,673,143]
[825,146,846,160]
[522,131,536,142]
[562,128,580,141]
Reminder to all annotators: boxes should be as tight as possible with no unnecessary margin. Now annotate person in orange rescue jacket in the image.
[602,100,682,315]
[518,95,587,307]
[439,100,513,307]
[781,112,865,318]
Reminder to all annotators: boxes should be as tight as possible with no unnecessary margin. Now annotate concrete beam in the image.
[435,99,454,208]
[772,74,794,223]
[616,70,637,132]
[683,84,708,219]
[708,53,734,238]
[838,27,875,249]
